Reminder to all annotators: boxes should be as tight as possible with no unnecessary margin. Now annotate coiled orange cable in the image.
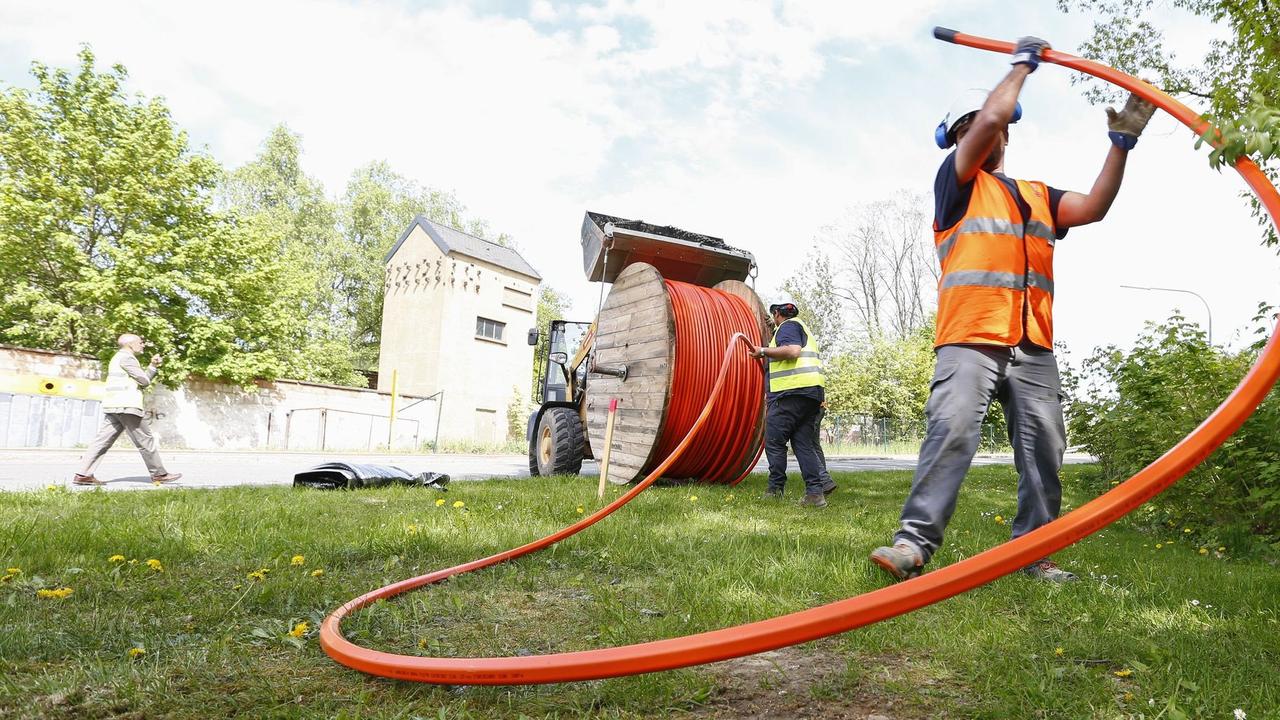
[321,32,1280,685]
[658,281,765,484]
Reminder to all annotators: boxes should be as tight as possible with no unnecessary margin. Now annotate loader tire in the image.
[530,407,585,477]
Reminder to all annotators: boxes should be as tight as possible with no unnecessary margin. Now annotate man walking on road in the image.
[870,36,1156,581]
[73,334,182,486]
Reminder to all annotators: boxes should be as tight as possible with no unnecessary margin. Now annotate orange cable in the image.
[320,34,1280,684]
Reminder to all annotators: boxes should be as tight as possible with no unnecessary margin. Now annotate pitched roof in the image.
[384,215,541,280]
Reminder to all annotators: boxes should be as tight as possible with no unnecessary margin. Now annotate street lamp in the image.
[1120,285,1213,344]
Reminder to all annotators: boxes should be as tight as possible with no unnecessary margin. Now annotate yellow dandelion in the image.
[452,500,465,509]
[310,569,324,577]
[46,484,58,491]
[0,574,12,583]
[36,587,73,599]
[405,524,419,535]
[1218,546,1227,552]
[128,647,146,659]
[1114,668,1133,678]
[1155,543,1163,549]
[1124,692,1134,702]
[1183,527,1192,534]
[993,515,1003,524]
[1054,647,1064,657]
[247,568,270,581]
[725,494,734,502]
[689,495,698,502]
[146,559,164,572]
[435,498,446,507]
[108,554,125,563]
[576,506,584,514]
[5,567,20,574]
[290,555,305,566]
[1199,547,1208,555]
[289,621,310,638]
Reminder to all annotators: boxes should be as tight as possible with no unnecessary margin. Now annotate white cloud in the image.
[0,0,1273,355]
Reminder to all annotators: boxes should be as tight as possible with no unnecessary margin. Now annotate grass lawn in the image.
[1,465,1277,719]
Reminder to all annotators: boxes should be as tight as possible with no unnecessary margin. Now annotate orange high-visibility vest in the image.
[934,170,1057,348]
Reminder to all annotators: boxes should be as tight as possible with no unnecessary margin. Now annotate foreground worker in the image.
[753,297,835,507]
[870,36,1156,581]
[73,334,182,486]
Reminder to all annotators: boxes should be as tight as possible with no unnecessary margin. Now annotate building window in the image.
[476,316,506,342]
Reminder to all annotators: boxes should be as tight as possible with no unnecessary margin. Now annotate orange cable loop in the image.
[321,33,1280,684]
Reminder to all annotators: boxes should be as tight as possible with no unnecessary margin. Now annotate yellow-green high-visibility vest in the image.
[767,318,824,393]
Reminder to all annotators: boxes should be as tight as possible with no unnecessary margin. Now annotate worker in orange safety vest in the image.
[870,35,1157,583]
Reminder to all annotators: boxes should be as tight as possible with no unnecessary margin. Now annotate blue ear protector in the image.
[934,101,1023,149]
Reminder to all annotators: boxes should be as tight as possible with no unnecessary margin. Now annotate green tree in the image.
[1064,313,1280,544]
[0,48,305,385]
[221,125,363,385]
[1059,0,1280,245]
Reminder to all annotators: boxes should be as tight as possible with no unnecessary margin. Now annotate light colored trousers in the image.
[77,412,169,477]
[894,341,1066,564]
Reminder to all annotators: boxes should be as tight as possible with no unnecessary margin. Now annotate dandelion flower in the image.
[289,621,310,638]
[1054,647,1064,657]
[5,567,20,574]
[1199,547,1208,555]
[405,524,419,535]
[1218,546,1227,552]
[1123,692,1134,702]
[290,555,305,566]
[1113,668,1133,678]
[576,506,584,514]
[993,515,1003,524]
[435,498,446,507]
[1184,527,1192,533]
[310,569,324,578]
[108,554,125,563]
[128,647,146,659]
[0,574,12,584]
[1155,543,1163,549]
[46,484,58,491]
[146,559,164,572]
[247,568,270,581]
[452,500,465,509]
[36,587,73,599]
[689,495,698,502]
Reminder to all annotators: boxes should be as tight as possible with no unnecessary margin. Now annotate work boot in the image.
[800,492,827,508]
[761,488,784,499]
[1022,559,1078,583]
[150,473,183,484]
[869,543,924,581]
[72,474,104,486]
[821,480,838,496]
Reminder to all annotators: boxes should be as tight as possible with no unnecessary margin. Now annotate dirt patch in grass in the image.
[692,645,945,720]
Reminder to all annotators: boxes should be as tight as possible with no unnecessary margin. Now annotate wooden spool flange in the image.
[586,262,771,484]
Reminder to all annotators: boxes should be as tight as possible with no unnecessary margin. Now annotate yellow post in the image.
[387,369,398,449]
[597,398,618,500]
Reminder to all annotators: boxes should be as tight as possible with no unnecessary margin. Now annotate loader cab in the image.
[533,320,593,404]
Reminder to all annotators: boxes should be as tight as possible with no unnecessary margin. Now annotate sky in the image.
[2,0,1277,359]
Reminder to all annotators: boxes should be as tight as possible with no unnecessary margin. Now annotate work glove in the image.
[1105,92,1158,150]
[1010,36,1050,72]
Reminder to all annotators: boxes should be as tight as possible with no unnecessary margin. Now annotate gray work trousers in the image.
[77,412,169,477]
[895,341,1066,564]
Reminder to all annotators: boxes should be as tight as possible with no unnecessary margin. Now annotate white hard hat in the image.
[769,295,800,318]
[934,88,1022,149]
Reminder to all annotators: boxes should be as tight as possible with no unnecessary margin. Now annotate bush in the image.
[1064,314,1280,548]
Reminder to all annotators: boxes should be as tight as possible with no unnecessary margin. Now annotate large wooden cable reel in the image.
[585,262,771,484]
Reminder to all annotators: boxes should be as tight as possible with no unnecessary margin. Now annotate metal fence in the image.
[0,393,102,448]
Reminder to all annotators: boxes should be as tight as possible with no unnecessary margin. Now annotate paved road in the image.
[0,448,1095,493]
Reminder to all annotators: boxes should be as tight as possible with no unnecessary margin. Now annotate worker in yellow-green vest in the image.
[752,297,834,508]
[73,333,182,486]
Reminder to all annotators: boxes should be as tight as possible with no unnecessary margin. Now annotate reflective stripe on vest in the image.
[767,318,825,392]
[933,172,1057,348]
[103,351,145,409]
